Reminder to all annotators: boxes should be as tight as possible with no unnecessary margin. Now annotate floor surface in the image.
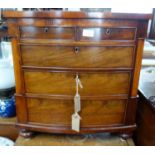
[15,133,135,146]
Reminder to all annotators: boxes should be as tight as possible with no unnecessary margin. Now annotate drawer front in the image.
[24,71,130,96]
[20,26,75,39]
[27,98,126,126]
[20,26,136,40]
[78,27,136,41]
[21,45,134,68]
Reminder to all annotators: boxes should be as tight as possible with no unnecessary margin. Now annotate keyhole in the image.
[106,29,110,35]
[44,27,48,33]
[75,47,80,54]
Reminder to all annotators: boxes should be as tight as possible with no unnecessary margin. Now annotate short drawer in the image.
[20,26,136,41]
[20,26,75,40]
[27,98,126,126]
[24,71,130,96]
[78,27,136,41]
[21,45,135,68]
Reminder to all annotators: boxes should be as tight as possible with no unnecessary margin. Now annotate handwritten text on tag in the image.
[83,29,94,37]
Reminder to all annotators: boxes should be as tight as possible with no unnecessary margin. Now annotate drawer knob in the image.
[75,47,80,54]
[106,28,111,35]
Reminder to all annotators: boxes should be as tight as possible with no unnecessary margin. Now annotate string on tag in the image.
[74,74,83,113]
[71,74,83,132]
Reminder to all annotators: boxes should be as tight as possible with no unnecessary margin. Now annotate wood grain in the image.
[131,39,144,97]
[20,26,75,39]
[78,27,136,41]
[16,123,136,134]
[11,38,25,93]
[20,26,136,40]
[17,19,139,28]
[21,45,135,68]
[4,11,149,136]
[124,97,138,125]
[19,39,136,46]
[2,11,151,20]
[27,98,126,126]
[0,125,18,141]
[24,71,131,96]
[15,95,28,123]
[6,19,20,38]
[24,93,129,100]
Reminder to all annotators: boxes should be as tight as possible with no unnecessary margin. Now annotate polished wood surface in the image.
[24,71,130,96]
[22,93,128,100]
[11,38,25,93]
[20,26,136,41]
[18,19,139,30]
[3,11,150,137]
[6,20,149,40]
[27,98,126,126]
[124,97,138,125]
[0,117,18,141]
[20,39,135,46]
[0,125,18,141]
[78,27,136,41]
[131,39,144,97]
[15,95,28,123]
[2,11,151,20]
[21,26,75,39]
[21,46,134,68]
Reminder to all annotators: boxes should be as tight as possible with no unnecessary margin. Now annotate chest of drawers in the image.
[3,11,151,138]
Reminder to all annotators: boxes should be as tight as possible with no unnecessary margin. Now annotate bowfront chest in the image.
[3,11,151,138]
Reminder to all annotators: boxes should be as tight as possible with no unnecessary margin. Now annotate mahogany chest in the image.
[3,11,151,138]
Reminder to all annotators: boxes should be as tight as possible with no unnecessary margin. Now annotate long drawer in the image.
[24,71,131,96]
[26,97,126,126]
[21,45,135,68]
[20,26,136,40]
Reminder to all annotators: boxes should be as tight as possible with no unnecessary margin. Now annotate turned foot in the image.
[19,129,34,138]
[119,132,133,140]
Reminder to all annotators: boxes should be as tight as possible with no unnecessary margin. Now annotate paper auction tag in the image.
[74,94,81,113]
[71,113,81,132]
[83,29,94,37]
